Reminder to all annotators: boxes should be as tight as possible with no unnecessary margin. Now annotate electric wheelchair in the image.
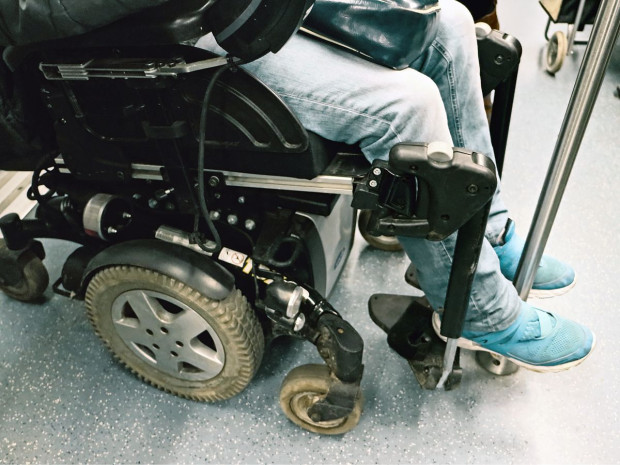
[0,0,520,434]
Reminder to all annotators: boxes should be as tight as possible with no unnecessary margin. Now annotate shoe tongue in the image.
[520,307,555,340]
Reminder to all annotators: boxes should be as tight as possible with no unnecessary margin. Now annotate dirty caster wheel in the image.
[280,364,363,435]
[0,242,49,302]
[546,30,567,74]
[358,210,403,252]
[85,266,264,401]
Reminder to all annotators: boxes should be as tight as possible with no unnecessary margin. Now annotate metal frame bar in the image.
[514,0,620,298]
[567,0,589,54]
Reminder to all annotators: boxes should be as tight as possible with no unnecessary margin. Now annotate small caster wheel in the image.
[358,210,403,252]
[546,30,567,74]
[0,243,49,302]
[279,364,363,435]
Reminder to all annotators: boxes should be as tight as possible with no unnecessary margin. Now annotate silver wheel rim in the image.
[111,290,225,381]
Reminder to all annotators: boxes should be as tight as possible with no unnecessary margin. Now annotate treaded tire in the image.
[280,364,363,435]
[85,265,264,402]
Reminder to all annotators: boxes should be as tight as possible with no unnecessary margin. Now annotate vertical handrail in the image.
[514,0,620,298]
[567,0,588,54]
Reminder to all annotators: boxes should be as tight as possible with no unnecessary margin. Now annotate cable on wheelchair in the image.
[26,151,57,205]
[193,55,245,255]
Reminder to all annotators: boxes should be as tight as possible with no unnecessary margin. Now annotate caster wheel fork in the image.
[263,281,364,434]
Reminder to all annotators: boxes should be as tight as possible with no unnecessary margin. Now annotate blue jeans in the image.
[196,0,521,332]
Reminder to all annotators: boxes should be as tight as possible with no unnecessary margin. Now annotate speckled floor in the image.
[1,1,619,464]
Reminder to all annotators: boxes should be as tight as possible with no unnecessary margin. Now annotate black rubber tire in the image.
[358,210,403,252]
[279,364,363,435]
[0,249,49,302]
[85,265,264,402]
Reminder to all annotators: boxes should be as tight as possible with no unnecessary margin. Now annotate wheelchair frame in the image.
[0,6,521,434]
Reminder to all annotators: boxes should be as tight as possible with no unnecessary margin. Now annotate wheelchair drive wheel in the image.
[358,210,403,252]
[546,30,567,74]
[85,266,264,401]
[0,241,49,302]
[279,364,363,435]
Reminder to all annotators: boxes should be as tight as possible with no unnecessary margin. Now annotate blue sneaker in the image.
[494,220,576,298]
[432,302,595,372]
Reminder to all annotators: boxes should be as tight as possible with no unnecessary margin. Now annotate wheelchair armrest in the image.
[351,142,497,241]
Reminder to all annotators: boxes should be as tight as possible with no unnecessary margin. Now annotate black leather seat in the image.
[2,0,346,180]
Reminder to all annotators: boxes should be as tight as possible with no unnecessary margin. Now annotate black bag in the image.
[539,0,601,26]
[302,0,441,69]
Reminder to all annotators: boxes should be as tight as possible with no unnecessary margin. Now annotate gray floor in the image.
[1,1,619,463]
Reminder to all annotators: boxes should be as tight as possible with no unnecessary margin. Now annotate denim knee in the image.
[358,71,453,161]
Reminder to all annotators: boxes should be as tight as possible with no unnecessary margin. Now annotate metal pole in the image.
[567,0,588,55]
[514,0,620,299]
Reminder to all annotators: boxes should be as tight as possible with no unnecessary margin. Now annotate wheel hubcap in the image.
[111,290,225,381]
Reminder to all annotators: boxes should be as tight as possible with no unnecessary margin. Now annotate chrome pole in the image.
[514,0,620,299]
[567,0,587,55]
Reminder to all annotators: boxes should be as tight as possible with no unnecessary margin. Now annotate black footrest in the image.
[368,293,462,390]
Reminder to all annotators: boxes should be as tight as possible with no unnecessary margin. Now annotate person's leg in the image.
[412,0,575,296]
[195,32,593,368]
[412,0,506,239]
[196,32,519,331]
[197,35,451,159]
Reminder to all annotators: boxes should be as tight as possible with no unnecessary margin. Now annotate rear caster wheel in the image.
[0,241,48,302]
[85,266,264,401]
[279,364,363,435]
[358,210,403,252]
[546,30,567,74]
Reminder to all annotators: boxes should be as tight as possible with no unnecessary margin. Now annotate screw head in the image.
[227,214,238,225]
[467,184,479,194]
[244,219,256,231]
[208,176,220,188]
[369,180,378,188]
[372,167,382,176]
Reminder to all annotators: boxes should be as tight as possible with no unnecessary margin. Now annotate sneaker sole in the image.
[431,312,596,373]
[527,274,577,299]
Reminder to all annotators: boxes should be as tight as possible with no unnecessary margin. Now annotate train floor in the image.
[1,0,619,463]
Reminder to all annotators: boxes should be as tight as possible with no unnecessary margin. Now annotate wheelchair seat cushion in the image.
[202,130,336,179]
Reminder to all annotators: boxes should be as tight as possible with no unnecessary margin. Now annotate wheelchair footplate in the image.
[368,293,462,391]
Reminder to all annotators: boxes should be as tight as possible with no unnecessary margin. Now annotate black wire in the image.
[194,57,243,254]
[27,152,57,205]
